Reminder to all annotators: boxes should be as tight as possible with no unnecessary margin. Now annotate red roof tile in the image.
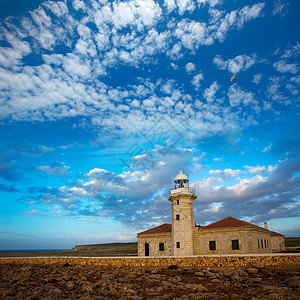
[270,230,284,236]
[201,216,264,230]
[137,223,171,235]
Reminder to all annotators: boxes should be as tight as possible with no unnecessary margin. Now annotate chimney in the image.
[264,221,268,229]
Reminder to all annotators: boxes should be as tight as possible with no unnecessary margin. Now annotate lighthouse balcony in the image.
[169,186,195,195]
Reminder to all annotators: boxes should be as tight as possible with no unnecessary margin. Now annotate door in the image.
[145,243,149,256]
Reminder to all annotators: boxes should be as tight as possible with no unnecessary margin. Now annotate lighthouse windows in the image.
[176,214,180,220]
[177,200,179,205]
[176,242,180,248]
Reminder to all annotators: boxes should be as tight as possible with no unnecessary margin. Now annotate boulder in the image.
[247,268,259,275]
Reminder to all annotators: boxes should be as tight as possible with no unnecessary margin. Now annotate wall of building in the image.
[194,227,272,255]
[1,254,299,267]
[251,229,272,253]
[271,236,286,252]
[137,233,172,256]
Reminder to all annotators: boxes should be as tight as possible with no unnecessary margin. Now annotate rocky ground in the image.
[0,263,299,299]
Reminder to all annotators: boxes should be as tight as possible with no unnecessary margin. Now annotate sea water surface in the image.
[0,249,70,253]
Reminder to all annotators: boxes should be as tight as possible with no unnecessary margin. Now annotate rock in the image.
[267,293,280,299]
[223,270,234,277]
[194,271,204,277]
[2,288,15,297]
[125,288,137,294]
[66,281,75,289]
[63,262,70,267]
[81,283,93,293]
[251,262,264,269]
[161,280,174,289]
[239,271,249,277]
[167,265,178,270]
[251,278,262,283]
[205,271,215,277]
[211,279,221,284]
[128,271,138,279]
[247,268,259,275]
[284,276,300,288]
[231,275,242,281]
[192,284,208,292]
[47,287,62,297]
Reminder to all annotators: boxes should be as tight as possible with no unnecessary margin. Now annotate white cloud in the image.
[291,75,300,85]
[37,163,70,177]
[73,0,86,11]
[175,19,213,50]
[253,73,262,84]
[272,0,289,17]
[185,62,196,74]
[192,73,204,91]
[273,60,298,74]
[236,3,265,29]
[281,42,300,59]
[262,144,272,153]
[209,168,243,178]
[203,81,219,102]
[111,0,162,31]
[244,165,267,174]
[214,54,256,74]
[214,3,264,42]
[24,209,40,215]
[177,0,195,15]
[164,0,176,13]
[227,85,255,108]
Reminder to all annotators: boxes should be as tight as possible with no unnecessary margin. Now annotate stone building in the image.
[137,170,285,256]
[270,231,286,252]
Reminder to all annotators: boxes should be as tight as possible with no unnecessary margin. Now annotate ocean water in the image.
[0,249,70,253]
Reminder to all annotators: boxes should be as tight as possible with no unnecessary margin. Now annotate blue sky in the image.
[0,0,299,250]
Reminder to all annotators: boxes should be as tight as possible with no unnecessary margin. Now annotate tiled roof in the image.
[270,230,284,236]
[201,216,264,230]
[137,223,171,235]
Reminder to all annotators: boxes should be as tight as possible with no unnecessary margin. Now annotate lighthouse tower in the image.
[168,169,197,256]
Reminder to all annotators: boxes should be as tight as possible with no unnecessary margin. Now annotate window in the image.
[209,241,216,251]
[159,243,164,251]
[176,214,180,220]
[176,242,180,248]
[232,239,239,250]
[264,239,267,248]
[177,200,180,205]
[258,239,260,249]
[261,239,263,249]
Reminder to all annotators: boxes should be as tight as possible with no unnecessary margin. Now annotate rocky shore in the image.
[0,262,299,299]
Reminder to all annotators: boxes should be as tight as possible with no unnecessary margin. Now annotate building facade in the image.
[137,170,285,256]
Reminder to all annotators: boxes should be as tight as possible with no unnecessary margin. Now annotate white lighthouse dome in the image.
[174,169,189,181]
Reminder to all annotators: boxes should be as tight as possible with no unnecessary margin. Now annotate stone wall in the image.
[1,254,299,268]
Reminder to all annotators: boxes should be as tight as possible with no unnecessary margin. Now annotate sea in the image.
[0,249,70,253]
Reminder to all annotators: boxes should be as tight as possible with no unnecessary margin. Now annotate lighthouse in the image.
[168,169,197,256]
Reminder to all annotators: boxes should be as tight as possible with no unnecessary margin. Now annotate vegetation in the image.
[285,237,300,247]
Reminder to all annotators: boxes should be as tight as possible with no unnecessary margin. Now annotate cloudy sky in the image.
[0,0,299,250]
